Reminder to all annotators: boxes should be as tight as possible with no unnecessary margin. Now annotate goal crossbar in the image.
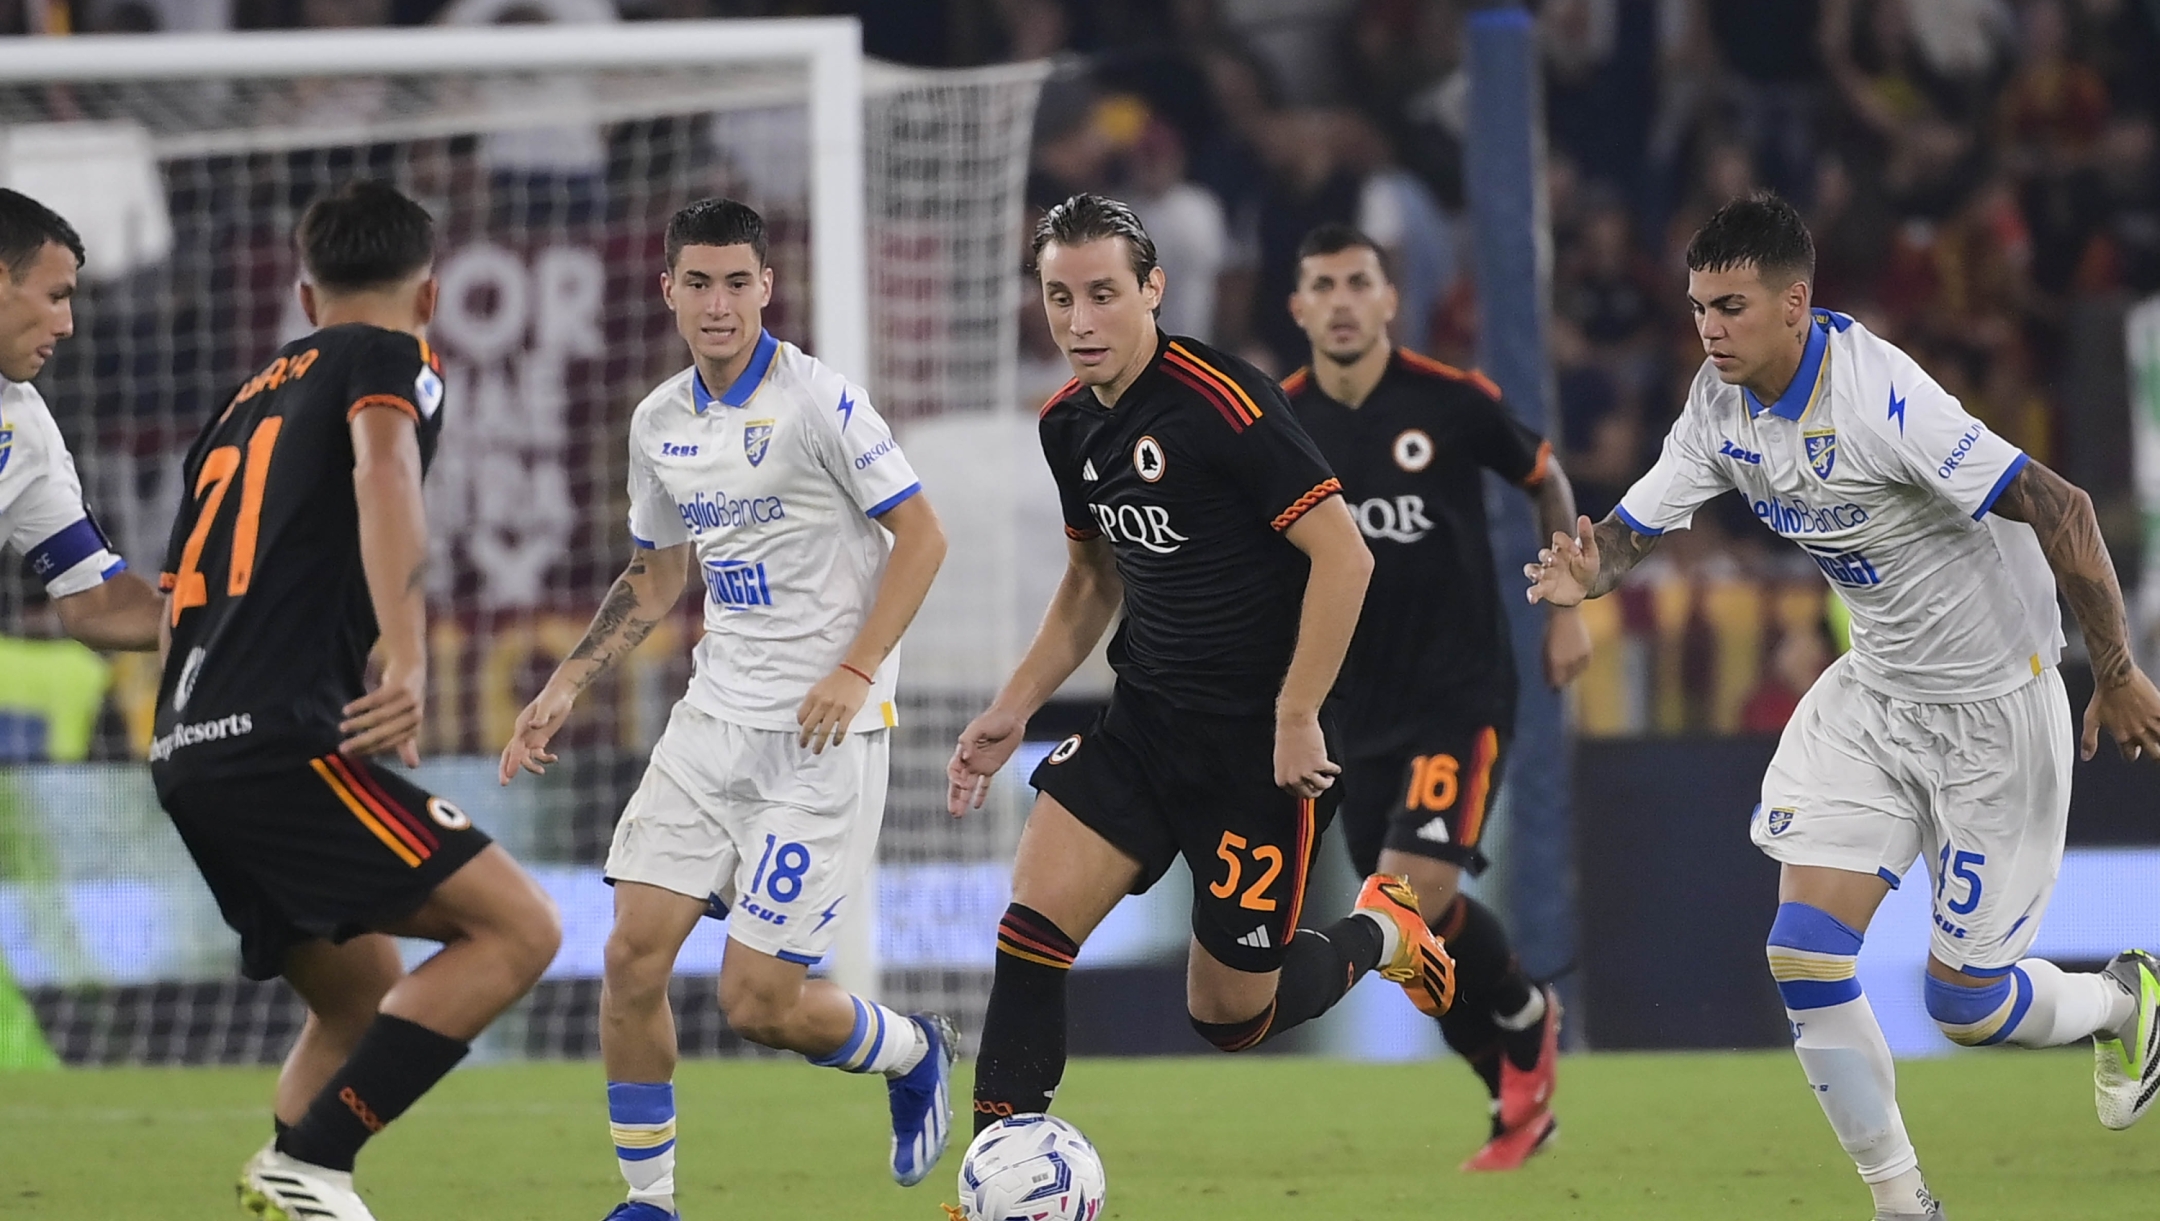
[0,19,872,398]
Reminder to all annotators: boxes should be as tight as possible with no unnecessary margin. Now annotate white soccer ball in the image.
[955,1113,1107,1221]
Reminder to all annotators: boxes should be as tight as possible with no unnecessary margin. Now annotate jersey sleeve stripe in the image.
[1271,477,1343,531]
[1520,440,1552,488]
[1612,502,1664,537]
[158,572,177,592]
[1279,367,1311,395]
[1165,344,1262,422]
[1973,451,2030,520]
[1064,524,1100,540]
[1398,349,1503,400]
[1038,378,1081,418]
[347,393,419,422]
[864,481,922,519]
[310,757,425,867]
[1163,362,1249,432]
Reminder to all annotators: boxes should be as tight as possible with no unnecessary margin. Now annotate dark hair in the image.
[297,180,435,293]
[666,197,768,269]
[0,189,85,278]
[1685,190,1815,288]
[1295,222,1392,282]
[1031,193,1159,285]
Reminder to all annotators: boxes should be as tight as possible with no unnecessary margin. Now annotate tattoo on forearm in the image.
[1586,514,1657,599]
[1995,463,2135,688]
[403,560,428,597]
[566,556,661,687]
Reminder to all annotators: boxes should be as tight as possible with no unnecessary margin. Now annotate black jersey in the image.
[152,324,445,784]
[1039,332,1342,717]
[1284,348,1550,752]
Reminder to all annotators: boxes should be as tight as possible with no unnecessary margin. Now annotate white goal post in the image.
[0,19,1048,1062]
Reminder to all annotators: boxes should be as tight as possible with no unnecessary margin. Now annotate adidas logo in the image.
[1415,817,1451,843]
[1082,459,1098,481]
[1235,926,1273,950]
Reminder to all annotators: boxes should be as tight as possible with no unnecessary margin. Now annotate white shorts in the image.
[604,702,889,965]
[1753,655,2072,972]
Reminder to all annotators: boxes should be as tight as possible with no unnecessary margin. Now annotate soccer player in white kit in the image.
[497,199,952,1219]
[0,189,160,652]
[1528,194,2160,1220]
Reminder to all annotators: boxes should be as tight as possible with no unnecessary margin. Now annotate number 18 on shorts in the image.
[605,703,889,965]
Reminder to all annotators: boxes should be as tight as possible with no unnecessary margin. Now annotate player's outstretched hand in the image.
[1525,514,1600,608]
[798,665,872,754]
[341,663,424,768]
[1274,711,1339,799]
[499,684,575,784]
[949,706,1026,816]
[2084,667,2160,763]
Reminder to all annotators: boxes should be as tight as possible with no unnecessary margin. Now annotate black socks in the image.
[1191,914,1384,1052]
[1432,894,1542,1079]
[277,1014,470,1172]
[973,904,1078,1134]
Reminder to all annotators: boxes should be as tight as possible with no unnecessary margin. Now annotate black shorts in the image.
[158,753,492,981]
[1027,683,1338,973]
[1340,725,1509,878]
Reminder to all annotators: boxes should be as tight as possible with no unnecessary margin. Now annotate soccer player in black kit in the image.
[152,181,560,1221]
[948,195,1457,1135]
[1284,224,1592,1171]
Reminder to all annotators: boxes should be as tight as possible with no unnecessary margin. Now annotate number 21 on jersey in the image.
[170,416,283,624]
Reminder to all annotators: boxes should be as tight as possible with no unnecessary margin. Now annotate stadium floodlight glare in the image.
[0,20,1046,1062]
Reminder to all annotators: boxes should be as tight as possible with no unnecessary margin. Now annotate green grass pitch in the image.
[2,1052,2154,1219]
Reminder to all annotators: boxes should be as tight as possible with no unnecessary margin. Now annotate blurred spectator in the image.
[1217,0,1354,106]
[1821,0,1983,216]
[440,0,615,226]
[1541,0,1658,195]
[1741,614,1835,733]
[1556,196,1662,382]
[1333,109,1455,353]
[1707,0,1822,199]
[1247,108,1362,372]
[1121,117,1229,343]
[1999,0,2113,294]
[1344,0,1467,207]
[1806,151,1893,307]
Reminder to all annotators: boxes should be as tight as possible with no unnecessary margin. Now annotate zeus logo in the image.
[1719,439,1763,464]
[1353,495,1434,544]
[660,441,698,457]
[1089,502,1189,554]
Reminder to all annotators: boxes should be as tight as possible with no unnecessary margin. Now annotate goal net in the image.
[0,20,1047,1064]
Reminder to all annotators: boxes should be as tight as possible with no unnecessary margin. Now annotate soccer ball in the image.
[954,1113,1106,1221]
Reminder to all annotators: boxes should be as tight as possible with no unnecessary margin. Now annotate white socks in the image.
[807,995,929,1078]
[607,1081,677,1213]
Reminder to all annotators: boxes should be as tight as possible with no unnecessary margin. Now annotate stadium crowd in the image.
[12,0,2158,734]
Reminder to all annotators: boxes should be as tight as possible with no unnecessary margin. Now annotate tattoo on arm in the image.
[566,554,662,688]
[1585,513,1658,599]
[403,560,428,597]
[1991,461,2135,688]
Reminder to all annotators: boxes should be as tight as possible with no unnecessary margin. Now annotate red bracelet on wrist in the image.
[839,662,874,684]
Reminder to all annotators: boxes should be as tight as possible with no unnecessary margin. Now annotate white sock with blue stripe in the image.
[807,995,928,1078]
[1767,903,1933,1216]
[1926,958,2132,1048]
[608,1081,677,1213]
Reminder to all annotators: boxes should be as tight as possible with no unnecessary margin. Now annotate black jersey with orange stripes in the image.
[151,324,444,786]
[1038,331,1341,717]
[1283,348,1550,752]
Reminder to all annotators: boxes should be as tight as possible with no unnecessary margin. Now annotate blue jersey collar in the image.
[692,329,779,413]
[1744,313,1831,422]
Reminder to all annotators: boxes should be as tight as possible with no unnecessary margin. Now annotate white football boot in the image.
[2096,949,2160,1131]
[237,1141,380,1220]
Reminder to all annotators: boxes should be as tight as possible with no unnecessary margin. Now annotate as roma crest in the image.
[1804,429,1836,480]
[744,419,775,467]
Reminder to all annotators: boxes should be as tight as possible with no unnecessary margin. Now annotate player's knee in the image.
[1924,969,2022,1047]
[500,888,562,982]
[602,921,676,1002]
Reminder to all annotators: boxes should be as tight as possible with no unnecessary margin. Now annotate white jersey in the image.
[0,379,126,599]
[627,331,922,734]
[1618,310,2062,703]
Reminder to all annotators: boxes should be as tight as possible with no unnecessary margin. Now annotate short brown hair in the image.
[1031,193,1158,285]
